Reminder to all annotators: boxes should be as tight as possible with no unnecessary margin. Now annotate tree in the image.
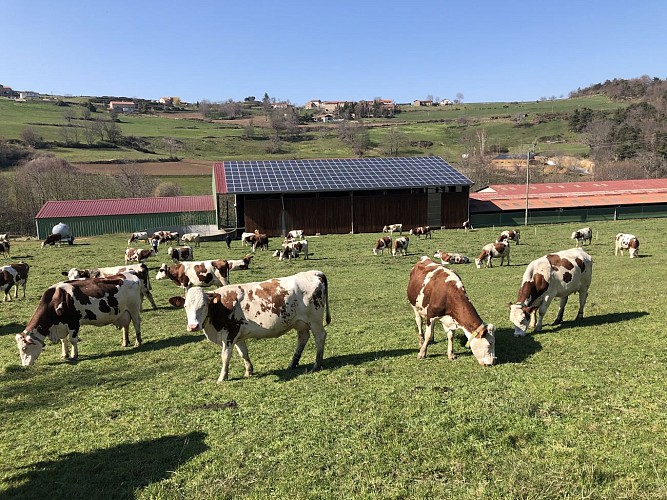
[21,127,44,148]
[63,108,76,126]
[104,121,123,144]
[382,127,405,156]
[154,181,182,197]
[243,120,256,139]
[199,99,211,118]
[455,92,464,104]
[163,137,183,158]
[113,164,157,198]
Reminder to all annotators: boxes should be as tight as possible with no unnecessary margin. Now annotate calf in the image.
[241,232,256,247]
[407,256,496,366]
[1,262,29,301]
[498,229,521,245]
[155,259,230,293]
[181,232,201,247]
[252,233,269,252]
[168,245,194,263]
[41,234,62,248]
[383,223,403,235]
[125,247,156,264]
[475,242,510,268]
[615,233,639,258]
[279,240,309,261]
[127,231,150,246]
[15,273,143,366]
[287,229,304,240]
[373,236,392,256]
[571,227,592,247]
[0,240,9,258]
[409,226,432,239]
[168,270,330,382]
[462,220,473,232]
[434,250,470,265]
[392,236,409,256]
[509,247,592,336]
[62,263,157,310]
[228,254,253,271]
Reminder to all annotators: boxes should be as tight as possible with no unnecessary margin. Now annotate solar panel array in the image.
[221,156,472,194]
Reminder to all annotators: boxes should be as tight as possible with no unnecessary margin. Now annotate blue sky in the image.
[3,0,666,105]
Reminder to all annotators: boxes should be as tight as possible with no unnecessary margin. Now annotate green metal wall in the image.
[35,211,216,239]
[471,204,667,228]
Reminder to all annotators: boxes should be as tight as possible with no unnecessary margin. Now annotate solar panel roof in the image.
[214,156,472,194]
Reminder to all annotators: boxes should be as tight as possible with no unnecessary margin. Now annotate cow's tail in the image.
[321,272,331,325]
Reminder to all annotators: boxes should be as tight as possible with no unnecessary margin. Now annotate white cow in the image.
[241,232,256,247]
[615,233,640,258]
[571,227,592,246]
[509,247,592,336]
[127,231,150,246]
[383,223,403,235]
[287,229,304,240]
[181,232,201,247]
[475,242,510,268]
[168,270,331,382]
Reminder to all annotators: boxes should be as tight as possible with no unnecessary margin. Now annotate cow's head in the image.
[468,324,497,366]
[15,332,44,366]
[475,250,488,269]
[63,268,84,280]
[155,264,169,280]
[170,286,235,333]
[509,303,534,337]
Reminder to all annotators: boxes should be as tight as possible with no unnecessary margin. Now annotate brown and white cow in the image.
[241,232,256,247]
[252,231,269,252]
[615,233,639,258]
[181,232,201,247]
[167,245,194,263]
[475,242,510,268]
[462,220,473,232]
[125,247,156,264]
[15,273,143,366]
[155,259,230,293]
[228,254,254,271]
[498,229,521,245]
[0,233,8,241]
[383,223,403,235]
[571,227,592,247]
[127,231,150,246]
[0,240,9,258]
[1,262,29,301]
[509,247,592,336]
[392,236,409,256]
[168,270,330,382]
[373,236,392,256]
[434,250,470,265]
[407,256,496,366]
[409,226,432,239]
[41,233,73,248]
[279,240,309,261]
[62,263,157,310]
[152,231,179,245]
[287,229,304,240]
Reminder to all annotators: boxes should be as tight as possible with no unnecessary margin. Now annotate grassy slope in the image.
[1,218,666,498]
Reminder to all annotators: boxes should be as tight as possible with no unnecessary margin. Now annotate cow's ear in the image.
[507,302,514,309]
[210,293,221,304]
[61,271,69,276]
[169,296,185,308]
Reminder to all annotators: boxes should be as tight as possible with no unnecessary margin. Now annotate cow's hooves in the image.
[417,353,426,360]
[448,354,457,360]
[134,342,142,348]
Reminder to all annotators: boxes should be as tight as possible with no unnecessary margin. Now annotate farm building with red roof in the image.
[470,178,667,227]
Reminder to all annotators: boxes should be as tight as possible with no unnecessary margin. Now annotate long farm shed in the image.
[35,195,215,239]
[213,156,473,236]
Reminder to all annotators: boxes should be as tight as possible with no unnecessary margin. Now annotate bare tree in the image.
[382,127,405,156]
[21,127,44,148]
[243,120,256,139]
[113,164,157,198]
[154,181,182,197]
[63,108,76,126]
[163,137,183,159]
[455,92,464,104]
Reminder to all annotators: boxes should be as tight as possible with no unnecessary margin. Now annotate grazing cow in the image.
[498,229,521,245]
[63,263,157,310]
[279,240,309,261]
[167,245,194,263]
[15,273,143,366]
[181,232,201,247]
[509,247,592,336]
[571,227,592,247]
[287,229,304,240]
[252,231,269,252]
[407,256,496,366]
[155,259,230,293]
[125,247,156,264]
[241,232,256,247]
[152,231,179,245]
[409,226,432,239]
[434,250,470,265]
[392,236,409,256]
[41,234,62,248]
[168,270,330,382]
[462,220,473,232]
[1,262,29,301]
[0,240,9,258]
[383,223,403,235]
[373,236,392,256]
[228,254,253,271]
[615,233,640,258]
[127,231,150,246]
[475,242,510,268]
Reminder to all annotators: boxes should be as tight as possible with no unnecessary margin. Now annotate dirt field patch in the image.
[74,159,213,176]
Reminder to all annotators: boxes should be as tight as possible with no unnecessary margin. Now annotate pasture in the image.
[1,218,666,498]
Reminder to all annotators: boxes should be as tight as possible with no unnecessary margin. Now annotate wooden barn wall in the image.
[441,191,469,228]
[352,193,427,233]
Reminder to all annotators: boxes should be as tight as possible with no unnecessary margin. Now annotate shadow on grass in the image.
[259,348,414,382]
[560,310,649,328]
[0,323,24,336]
[3,432,208,499]
[78,333,204,363]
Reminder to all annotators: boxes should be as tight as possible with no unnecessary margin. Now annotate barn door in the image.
[427,188,441,227]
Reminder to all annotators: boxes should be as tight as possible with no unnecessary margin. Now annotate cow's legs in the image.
[553,296,569,325]
[310,325,327,371]
[577,288,589,320]
[131,311,142,347]
[4,290,11,302]
[60,337,70,359]
[218,341,234,382]
[234,340,254,377]
[418,319,435,359]
[144,290,158,310]
[445,328,456,360]
[535,297,554,331]
[289,329,310,369]
[20,281,27,298]
[413,308,425,347]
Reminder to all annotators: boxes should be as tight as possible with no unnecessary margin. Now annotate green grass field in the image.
[1,218,666,498]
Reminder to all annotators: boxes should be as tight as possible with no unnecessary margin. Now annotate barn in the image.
[470,178,667,227]
[212,156,473,236]
[35,195,216,239]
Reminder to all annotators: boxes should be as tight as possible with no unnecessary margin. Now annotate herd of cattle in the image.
[2,224,642,379]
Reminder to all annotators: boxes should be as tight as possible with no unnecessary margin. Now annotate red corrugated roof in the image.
[213,162,226,193]
[35,195,214,219]
[471,178,667,212]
